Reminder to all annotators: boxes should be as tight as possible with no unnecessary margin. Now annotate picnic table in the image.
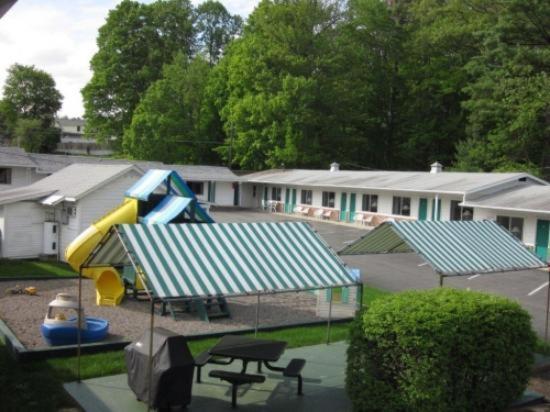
[208,334,287,373]
[195,334,306,407]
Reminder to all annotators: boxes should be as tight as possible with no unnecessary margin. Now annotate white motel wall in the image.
[240,165,550,261]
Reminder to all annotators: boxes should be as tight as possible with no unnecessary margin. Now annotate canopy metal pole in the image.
[326,288,333,345]
[545,266,550,341]
[254,294,260,337]
[77,266,82,382]
[147,298,155,412]
[439,274,444,287]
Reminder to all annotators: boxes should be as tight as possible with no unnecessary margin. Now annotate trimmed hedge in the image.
[346,288,536,412]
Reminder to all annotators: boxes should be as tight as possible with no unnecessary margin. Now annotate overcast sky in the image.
[0,0,258,118]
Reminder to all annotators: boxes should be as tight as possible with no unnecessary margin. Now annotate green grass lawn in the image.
[0,259,76,278]
[0,284,389,411]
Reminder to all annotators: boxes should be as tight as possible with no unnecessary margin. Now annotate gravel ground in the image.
[0,278,328,349]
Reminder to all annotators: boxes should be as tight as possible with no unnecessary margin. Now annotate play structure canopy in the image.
[125,169,213,223]
[86,222,357,299]
[339,220,546,276]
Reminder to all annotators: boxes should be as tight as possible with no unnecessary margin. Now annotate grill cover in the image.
[125,327,194,409]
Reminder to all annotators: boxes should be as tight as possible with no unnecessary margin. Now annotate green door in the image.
[349,193,356,222]
[431,198,441,221]
[291,188,297,211]
[418,198,428,221]
[340,193,347,221]
[284,188,290,213]
[535,220,550,262]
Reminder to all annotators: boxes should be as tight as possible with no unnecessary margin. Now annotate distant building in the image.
[241,162,550,262]
[54,117,114,156]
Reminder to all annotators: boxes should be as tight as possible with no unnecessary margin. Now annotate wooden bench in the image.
[283,358,306,395]
[209,370,266,408]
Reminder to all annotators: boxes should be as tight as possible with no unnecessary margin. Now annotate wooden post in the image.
[326,288,333,345]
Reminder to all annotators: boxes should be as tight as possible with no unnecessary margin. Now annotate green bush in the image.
[346,288,536,412]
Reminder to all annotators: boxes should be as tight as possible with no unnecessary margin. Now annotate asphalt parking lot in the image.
[211,209,550,337]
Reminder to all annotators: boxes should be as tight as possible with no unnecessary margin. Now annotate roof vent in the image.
[430,161,443,174]
[330,162,340,172]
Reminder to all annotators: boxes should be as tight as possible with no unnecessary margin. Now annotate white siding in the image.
[75,170,142,231]
[472,207,545,247]
[240,183,261,208]
[57,170,142,259]
[215,181,235,206]
[2,202,44,258]
[0,167,45,190]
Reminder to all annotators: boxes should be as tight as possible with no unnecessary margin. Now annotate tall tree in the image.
[213,0,347,169]
[3,63,62,122]
[81,0,195,147]
[456,0,550,177]
[123,55,218,164]
[2,64,62,152]
[195,0,243,65]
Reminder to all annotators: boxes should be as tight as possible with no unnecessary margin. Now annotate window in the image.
[497,216,524,240]
[0,168,12,184]
[392,196,411,216]
[450,200,474,221]
[322,191,335,208]
[187,181,204,195]
[301,189,312,205]
[271,187,281,201]
[252,185,257,198]
[361,194,378,212]
[76,125,81,132]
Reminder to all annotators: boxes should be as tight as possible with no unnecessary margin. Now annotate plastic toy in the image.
[40,293,109,346]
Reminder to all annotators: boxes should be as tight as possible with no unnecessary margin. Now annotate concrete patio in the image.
[64,341,351,411]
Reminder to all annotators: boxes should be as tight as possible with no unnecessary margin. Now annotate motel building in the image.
[240,162,550,262]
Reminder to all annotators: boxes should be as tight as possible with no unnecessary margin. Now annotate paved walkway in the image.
[64,342,351,412]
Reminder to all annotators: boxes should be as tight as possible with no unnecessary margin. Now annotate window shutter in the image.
[342,287,349,304]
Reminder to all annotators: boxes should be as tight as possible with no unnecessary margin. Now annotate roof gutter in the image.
[243,181,466,196]
[459,202,550,215]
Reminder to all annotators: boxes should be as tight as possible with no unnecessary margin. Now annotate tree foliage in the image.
[82,0,195,145]
[15,118,60,153]
[1,64,62,152]
[455,0,550,175]
[123,55,218,164]
[82,0,550,174]
[3,64,62,122]
[195,1,243,65]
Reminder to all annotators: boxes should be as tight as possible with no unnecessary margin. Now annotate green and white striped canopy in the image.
[339,220,546,276]
[87,222,356,299]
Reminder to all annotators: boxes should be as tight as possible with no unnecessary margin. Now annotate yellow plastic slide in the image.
[65,198,138,306]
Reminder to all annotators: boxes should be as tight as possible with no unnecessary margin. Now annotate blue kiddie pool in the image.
[40,293,109,346]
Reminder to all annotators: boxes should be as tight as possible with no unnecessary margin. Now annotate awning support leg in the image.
[77,266,82,383]
[545,267,550,341]
[254,294,260,338]
[147,298,155,412]
[439,275,444,288]
[326,288,333,345]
